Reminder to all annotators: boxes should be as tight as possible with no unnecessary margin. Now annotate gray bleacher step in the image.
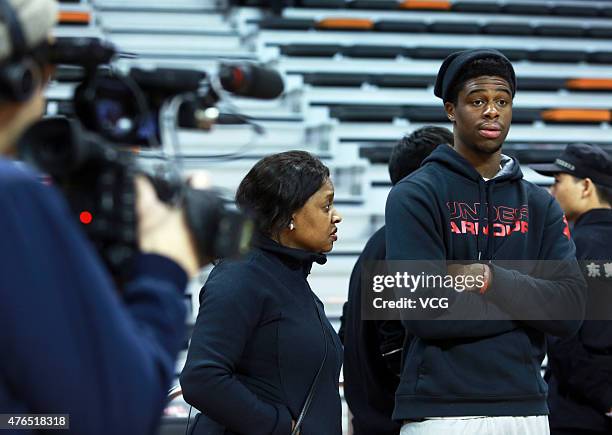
[98,11,235,34]
[304,86,612,109]
[114,57,259,74]
[93,0,227,12]
[278,5,612,27]
[53,27,104,38]
[276,57,612,79]
[106,33,246,57]
[252,28,612,52]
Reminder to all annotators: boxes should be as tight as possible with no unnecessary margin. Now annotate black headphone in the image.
[0,0,38,102]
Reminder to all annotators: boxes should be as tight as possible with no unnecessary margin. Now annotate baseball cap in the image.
[530,143,612,188]
[0,0,58,62]
[434,48,517,102]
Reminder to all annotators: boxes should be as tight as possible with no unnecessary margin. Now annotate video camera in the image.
[47,38,284,146]
[18,38,284,278]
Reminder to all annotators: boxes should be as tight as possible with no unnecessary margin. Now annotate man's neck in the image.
[455,143,502,179]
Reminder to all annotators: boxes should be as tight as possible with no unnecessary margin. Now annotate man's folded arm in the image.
[385,181,519,340]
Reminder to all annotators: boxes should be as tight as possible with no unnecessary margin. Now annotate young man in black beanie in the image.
[385,49,586,434]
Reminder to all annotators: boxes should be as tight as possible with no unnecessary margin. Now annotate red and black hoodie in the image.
[385,145,586,421]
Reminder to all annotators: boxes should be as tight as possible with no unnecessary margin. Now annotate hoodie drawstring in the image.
[485,181,496,261]
[477,181,484,259]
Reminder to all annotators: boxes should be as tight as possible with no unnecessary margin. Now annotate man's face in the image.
[550,172,585,222]
[445,76,513,155]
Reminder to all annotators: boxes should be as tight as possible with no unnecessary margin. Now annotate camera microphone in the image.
[219,63,284,100]
[50,37,118,69]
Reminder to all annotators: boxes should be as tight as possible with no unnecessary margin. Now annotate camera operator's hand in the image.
[135,175,200,277]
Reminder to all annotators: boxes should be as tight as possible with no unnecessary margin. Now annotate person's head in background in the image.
[435,49,515,172]
[531,143,612,223]
[0,0,57,157]
[388,126,454,185]
[236,150,342,253]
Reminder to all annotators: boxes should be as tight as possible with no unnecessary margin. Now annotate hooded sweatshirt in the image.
[385,145,586,420]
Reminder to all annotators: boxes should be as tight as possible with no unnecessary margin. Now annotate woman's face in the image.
[282,178,342,253]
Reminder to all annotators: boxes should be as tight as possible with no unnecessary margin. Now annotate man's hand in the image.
[606,408,612,418]
[135,175,199,277]
[447,263,490,293]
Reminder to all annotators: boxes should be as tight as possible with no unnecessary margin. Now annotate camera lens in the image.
[96,99,134,137]
[75,75,141,143]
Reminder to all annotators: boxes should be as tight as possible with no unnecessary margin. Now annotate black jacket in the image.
[385,146,586,420]
[180,234,343,435]
[342,226,404,435]
[547,208,612,433]
[0,158,188,435]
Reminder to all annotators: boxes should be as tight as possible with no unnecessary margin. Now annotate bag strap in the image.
[291,292,329,435]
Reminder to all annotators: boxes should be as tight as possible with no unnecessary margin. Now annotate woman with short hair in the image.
[181,150,343,435]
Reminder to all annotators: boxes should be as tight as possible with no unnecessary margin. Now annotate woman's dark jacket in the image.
[180,235,343,435]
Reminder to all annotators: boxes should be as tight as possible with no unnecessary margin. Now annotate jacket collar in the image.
[253,233,327,276]
[574,208,612,228]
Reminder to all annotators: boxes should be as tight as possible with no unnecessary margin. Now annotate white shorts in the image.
[400,416,550,435]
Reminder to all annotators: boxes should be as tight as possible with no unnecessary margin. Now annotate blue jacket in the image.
[385,146,586,420]
[547,208,612,432]
[0,159,188,434]
[180,234,343,435]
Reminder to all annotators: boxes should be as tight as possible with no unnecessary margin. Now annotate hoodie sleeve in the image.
[485,197,586,338]
[180,263,292,435]
[385,180,519,340]
[0,172,187,435]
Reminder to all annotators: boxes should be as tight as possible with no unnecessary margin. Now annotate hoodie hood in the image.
[422,145,523,184]
[399,144,529,261]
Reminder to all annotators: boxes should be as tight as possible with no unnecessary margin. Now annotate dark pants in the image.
[551,429,609,435]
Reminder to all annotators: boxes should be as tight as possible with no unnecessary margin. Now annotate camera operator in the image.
[0,1,201,433]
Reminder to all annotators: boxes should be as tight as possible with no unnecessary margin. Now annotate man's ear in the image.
[444,102,456,122]
[582,178,596,199]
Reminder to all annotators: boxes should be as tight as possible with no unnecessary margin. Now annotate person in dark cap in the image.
[532,144,612,435]
[531,144,612,224]
[340,126,453,435]
[385,48,586,434]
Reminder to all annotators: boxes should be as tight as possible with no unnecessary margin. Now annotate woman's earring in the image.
[289,221,295,231]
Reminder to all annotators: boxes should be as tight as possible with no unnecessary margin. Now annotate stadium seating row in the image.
[239,0,612,18]
[257,15,612,39]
